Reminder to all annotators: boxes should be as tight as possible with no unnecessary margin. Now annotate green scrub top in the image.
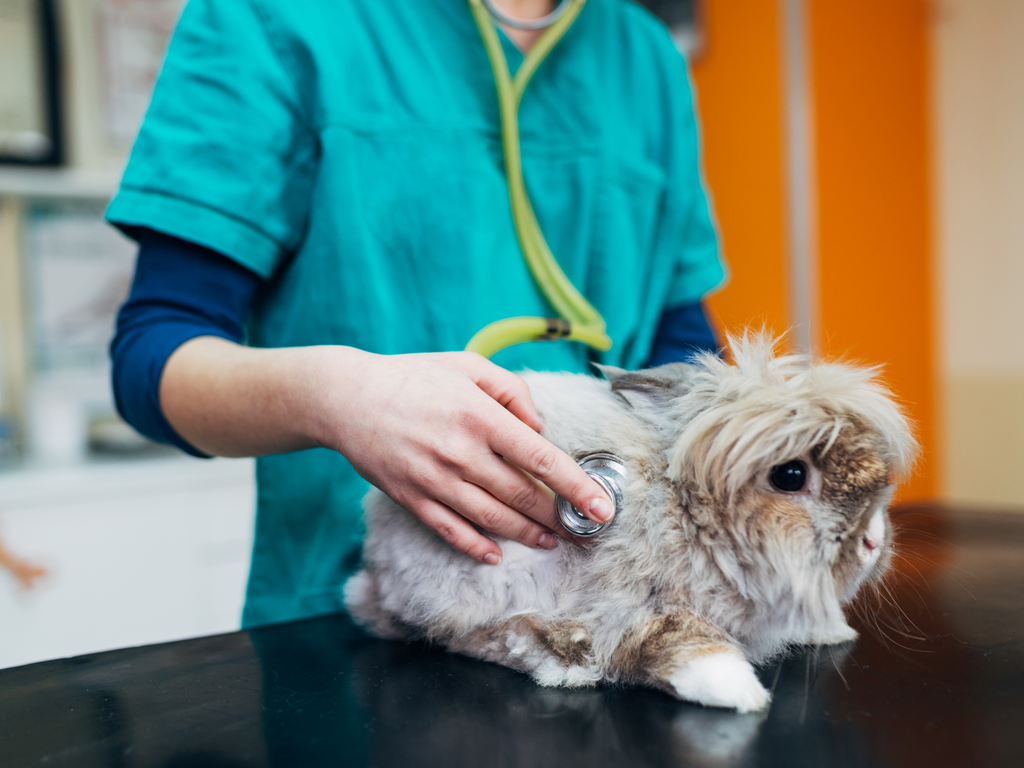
[106,0,726,627]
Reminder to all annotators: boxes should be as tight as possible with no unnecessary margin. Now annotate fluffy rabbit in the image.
[344,334,916,712]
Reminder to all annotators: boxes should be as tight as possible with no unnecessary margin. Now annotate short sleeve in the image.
[105,0,318,279]
[662,59,728,308]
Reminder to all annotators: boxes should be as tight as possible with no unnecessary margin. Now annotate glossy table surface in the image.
[2,505,1023,768]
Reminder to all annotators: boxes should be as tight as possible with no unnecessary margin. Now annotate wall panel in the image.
[691,0,936,500]
[810,0,936,500]
[692,0,789,339]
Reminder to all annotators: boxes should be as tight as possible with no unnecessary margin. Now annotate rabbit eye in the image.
[770,461,808,493]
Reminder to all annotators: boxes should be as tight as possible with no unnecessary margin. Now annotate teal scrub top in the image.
[106,0,726,627]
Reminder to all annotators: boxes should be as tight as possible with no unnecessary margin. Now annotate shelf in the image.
[0,455,255,509]
[0,167,121,200]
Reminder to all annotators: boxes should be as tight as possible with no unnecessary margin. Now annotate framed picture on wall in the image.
[0,0,63,166]
[635,0,705,59]
[26,201,137,371]
[97,0,184,143]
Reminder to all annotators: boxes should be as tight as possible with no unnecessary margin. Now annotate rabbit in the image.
[343,333,917,713]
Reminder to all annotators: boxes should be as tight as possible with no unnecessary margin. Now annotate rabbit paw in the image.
[818,623,859,644]
[800,621,858,646]
[533,657,602,688]
[669,652,770,713]
[342,570,412,641]
[508,625,601,689]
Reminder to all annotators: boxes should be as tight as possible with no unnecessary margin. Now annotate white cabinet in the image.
[0,455,255,669]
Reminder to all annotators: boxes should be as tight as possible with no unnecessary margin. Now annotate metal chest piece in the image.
[556,452,627,537]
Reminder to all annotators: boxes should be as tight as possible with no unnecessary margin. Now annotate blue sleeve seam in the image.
[115,184,286,257]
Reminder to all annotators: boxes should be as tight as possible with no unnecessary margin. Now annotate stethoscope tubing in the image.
[465,0,610,358]
[482,0,572,31]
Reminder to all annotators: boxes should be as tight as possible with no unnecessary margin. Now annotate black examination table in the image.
[1,505,1022,767]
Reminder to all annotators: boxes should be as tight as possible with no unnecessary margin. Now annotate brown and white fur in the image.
[344,334,917,712]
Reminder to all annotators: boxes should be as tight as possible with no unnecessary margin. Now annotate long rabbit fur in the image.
[344,334,917,712]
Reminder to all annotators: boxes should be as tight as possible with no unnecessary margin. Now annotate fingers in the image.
[413,498,505,565]
[479,460,590,544]
[346,351,605,563]
[460,353,543,433]
[461,454,558,528]
[439,482,560,551]
[453,353,612,524]
[488,419,615,525]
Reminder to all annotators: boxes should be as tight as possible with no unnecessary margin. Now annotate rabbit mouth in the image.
[834,507,890,602]
[859,507,886,566]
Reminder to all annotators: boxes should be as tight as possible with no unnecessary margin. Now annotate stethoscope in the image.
[471,0,626,535]
[481,0,574,31]
[464,0,609,359]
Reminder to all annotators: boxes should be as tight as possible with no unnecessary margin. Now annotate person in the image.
[0,528,46,591]
[107,0,726,628]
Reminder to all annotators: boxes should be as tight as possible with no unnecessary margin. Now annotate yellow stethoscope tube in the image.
[464,0,612,359]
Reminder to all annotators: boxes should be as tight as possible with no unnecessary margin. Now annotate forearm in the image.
[159,336,360,458]
[111,229,264,456]
[114,231,613,565]
[162,338,614,563]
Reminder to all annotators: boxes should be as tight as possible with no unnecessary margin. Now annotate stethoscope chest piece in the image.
[556,452,627,537]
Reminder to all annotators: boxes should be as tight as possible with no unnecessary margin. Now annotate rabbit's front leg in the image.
[613,612,770,713]
[448,616,602,689]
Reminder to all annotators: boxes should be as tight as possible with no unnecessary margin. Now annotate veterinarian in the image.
[107,0,726,628]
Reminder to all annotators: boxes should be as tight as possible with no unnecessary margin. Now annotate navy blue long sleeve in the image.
[110,229,261,457]
[645,301,720,367]
[112,230,718,456]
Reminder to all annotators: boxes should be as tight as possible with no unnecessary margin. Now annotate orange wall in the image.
[692,0,789,339]
[691,0,936,499]
[810,0,935,499]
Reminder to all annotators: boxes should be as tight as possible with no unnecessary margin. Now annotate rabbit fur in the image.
[344,334,917,712]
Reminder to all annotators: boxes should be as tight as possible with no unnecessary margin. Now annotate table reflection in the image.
[252,607,867,767]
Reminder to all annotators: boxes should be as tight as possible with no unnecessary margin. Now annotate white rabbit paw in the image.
[532,657,602,688]
[810,622,859,645]
[669,652,771,713]
[507,627,601,689]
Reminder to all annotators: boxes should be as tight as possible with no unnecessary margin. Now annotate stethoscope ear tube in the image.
[465,0,610,360]
[482,0,572,31]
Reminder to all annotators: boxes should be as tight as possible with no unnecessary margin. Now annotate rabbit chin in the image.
[775,508,892,650]
[681,496,895,661]
[716,567,862,661]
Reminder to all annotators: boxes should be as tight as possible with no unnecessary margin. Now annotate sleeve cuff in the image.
[112,323,237,459]
[106,187,286,280]
[665,250,729,308]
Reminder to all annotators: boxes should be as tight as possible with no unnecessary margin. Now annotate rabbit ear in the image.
[594,363,696,413]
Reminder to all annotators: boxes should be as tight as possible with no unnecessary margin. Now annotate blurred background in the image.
[0,0,1020,669]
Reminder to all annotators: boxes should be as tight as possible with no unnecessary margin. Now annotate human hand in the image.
[314,349,614,564]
